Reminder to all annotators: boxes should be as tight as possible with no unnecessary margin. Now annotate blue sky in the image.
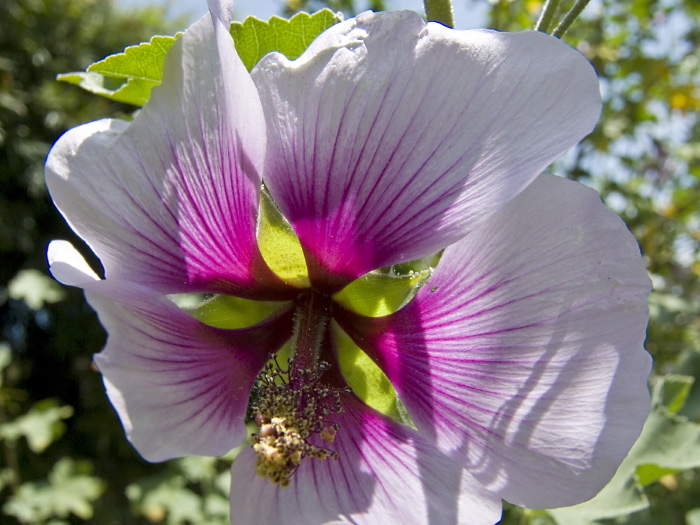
[116,0,489,31]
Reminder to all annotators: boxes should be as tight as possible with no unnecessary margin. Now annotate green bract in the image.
[257,189,310,289]
[174,185,428,423]
[190,295,290,330]
[333,322,406,423]
[333,268,431,317]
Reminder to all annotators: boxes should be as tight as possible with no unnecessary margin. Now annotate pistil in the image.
[288,289,330,370]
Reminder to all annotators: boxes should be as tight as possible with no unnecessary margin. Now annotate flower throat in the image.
[251,290,349,487]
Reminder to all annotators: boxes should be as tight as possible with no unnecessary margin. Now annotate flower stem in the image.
[534,0,560,33]
[552,0,592,37]
[424,0,455,28]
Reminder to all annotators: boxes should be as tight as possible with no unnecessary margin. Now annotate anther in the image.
[250,358,348,487]
[320,426,337,443]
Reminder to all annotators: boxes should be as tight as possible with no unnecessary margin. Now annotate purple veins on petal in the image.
[86,280,295,462]
[45,12,293,300]
[230,395,502,525]
[335,174,652,509]
[253,11,602,291]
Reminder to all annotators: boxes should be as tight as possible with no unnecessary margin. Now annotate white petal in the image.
[208,0,232,25]
[45,13,288,298]
[337,174,651,509]
[47,240,99,286]
[84,281,294,461]
[252,10,601,291]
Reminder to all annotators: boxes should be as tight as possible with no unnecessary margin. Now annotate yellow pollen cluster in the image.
[251,359,346,487]
[253,415,335,486]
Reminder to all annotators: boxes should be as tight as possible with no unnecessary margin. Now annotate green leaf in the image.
[501,505,557,525]
[57,10,340,105]
[651,374,694,414]
[88,35,177,79]
[231,9,341,71]
[635,464,679,486]
[203,493,230,523]
[58,35,177,106]
[8,269,66,310]
[0,468,17,493]
[125,457,231,524]
[0,343,11,387]
[688,508,700,525]
[0,399,73,453]
[676,349,700,421]
[333,269,431,317]
[126,475,205,524]
[630,410,700,480]
[177,456,219,483]
[3,458,104,522]
[56,71,152,107]
[548,475,649,525]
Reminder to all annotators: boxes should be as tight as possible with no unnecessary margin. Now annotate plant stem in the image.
[424,0,455,28]
[534,0,560,33]
[553,0,593,37]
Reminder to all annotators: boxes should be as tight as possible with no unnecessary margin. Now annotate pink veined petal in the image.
[335,174,652,509]
[252,10,602,293]
[80,279,295,462]
[229,396,502,525]
[45,11,293,299]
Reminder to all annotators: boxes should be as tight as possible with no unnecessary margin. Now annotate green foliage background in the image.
[1,0,699,523]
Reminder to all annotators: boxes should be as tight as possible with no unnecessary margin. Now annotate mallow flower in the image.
[45,0,652,522]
